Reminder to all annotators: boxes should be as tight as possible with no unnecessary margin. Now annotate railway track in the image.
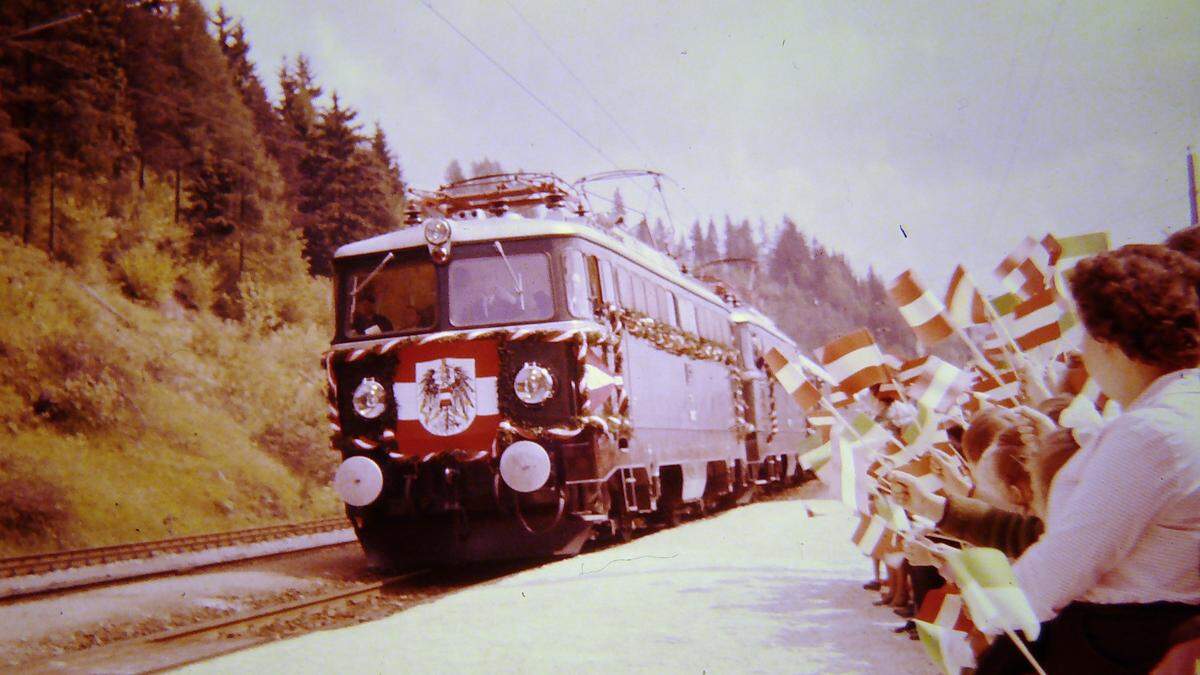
[26,569,436,673]
[0,517,348,579]
[0,517,354,601]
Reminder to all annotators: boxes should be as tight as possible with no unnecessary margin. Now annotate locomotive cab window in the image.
[598,259,616,302]
[340,253,437,338]
[449,252,554,326]
[564,250,592,318]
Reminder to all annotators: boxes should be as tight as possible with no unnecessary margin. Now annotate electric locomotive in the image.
[324,173,814,566]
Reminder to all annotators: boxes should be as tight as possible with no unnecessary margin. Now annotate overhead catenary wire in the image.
[418,0,626,175]
[502,0,653,169]
[502,2,705,241]
[985,0,1066,230]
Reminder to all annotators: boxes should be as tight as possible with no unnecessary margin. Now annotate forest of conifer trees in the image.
[0,0,928,550]
[0,0,917,353]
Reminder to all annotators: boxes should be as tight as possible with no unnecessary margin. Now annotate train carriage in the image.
[324,174,815,565]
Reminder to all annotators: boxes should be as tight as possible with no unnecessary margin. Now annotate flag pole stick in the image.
[1002,627,1048,675]
[949,323,1022,407]
[979,298,1054,401]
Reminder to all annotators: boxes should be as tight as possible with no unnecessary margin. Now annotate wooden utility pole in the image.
[1188,147,1198,226]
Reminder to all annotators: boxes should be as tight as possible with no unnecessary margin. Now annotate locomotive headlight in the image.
[423,218,452,245]
[513,362,555,405]
[352,377,387,419]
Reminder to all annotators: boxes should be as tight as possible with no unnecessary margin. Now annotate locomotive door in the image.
[740,330,769,463]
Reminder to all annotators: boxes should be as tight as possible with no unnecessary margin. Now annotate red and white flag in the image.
[764,347,823,413]
[967,367,1022,409]
[995,236,1051,300]
[945,265,989,327]
[820,329,890,396]
[1010,287,1064,352]
[889,270,955,346]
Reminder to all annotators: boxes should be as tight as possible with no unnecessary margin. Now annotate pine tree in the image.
[698,218,719,265]
[298,93,395,275]
[1,0,136,253]
[769,216,809,287]
[370,122,404,191]
[443,159,465,185]
[611,188,626,220]
[469,157,503,177]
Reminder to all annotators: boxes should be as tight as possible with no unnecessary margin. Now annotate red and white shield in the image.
[392,340,500,455]
[415,358,477,436]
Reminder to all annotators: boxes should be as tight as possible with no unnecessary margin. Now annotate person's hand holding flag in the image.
[887,470,948,523]
[928,447,973,498]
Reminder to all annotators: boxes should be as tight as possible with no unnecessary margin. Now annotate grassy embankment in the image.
[0,228,342,556]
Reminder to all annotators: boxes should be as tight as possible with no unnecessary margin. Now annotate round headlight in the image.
[514,362,555,405]
[352,377,387,419]
[423,218,452,245]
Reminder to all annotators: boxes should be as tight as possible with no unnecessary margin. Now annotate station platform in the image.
[183,498,932,674]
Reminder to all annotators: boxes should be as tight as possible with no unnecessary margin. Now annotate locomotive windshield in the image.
[449,253,553,326]
[340,253,437,338]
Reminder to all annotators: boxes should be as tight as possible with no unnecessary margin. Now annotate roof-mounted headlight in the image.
[423,218,452,245]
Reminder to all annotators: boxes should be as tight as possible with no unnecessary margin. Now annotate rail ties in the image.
[0,517,350,579]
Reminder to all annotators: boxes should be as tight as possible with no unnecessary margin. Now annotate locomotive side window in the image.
[585,255,603,302]
[633,276,649,314]
[616,267,633,308]
[597,259,615,302]
[564,250,592,319]
[678,298,698,334]
[637,277,654,317]
[340,253,437,338]
[658,287,678,327]
[448,252,554,326]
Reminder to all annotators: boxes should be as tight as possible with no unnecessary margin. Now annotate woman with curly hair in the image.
[969,244,1200,674]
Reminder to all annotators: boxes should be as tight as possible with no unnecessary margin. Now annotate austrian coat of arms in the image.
[416,358,477,436]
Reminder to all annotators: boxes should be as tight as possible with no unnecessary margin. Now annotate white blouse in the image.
[1014,368,1200,621]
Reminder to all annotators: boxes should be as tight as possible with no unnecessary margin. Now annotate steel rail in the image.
[23,570,428,673]
[0,516,349,578]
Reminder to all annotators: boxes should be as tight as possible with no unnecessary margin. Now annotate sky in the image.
[205,0,1200,291]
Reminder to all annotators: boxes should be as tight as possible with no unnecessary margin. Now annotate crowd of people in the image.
[795,226,1200,674]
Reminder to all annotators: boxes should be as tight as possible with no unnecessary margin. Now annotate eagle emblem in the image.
[417,358,477,436]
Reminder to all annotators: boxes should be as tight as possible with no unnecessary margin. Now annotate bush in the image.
[115,241,179,304]
[255,421,334,485]
[0,472,72,543]
[32,339,133,431]
[176,260,219,312]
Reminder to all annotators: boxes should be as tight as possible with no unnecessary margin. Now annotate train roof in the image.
[729,308,835,384]
[334,214,728,307]
[728,307,792,343]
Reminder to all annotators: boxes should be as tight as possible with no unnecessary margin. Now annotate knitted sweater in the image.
[937,495,1043,558]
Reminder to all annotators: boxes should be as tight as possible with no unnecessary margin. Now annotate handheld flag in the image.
[820,329,889,396]
[945,547,1041,640]
[1010,288,1064,352]
[889,270,955,346]
[764,347,824,413]
[945,265,989,327]
[995,236,1051,299]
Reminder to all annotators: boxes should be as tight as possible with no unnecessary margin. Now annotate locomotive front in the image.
[325,218,618,565]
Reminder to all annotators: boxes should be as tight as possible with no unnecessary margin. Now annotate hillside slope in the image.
[0,237,340,556]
